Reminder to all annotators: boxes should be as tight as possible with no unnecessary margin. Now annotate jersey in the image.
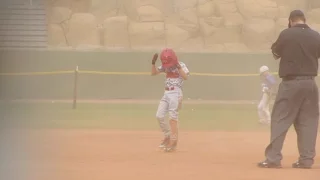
[157,62,190,89]
[261,74,276,94]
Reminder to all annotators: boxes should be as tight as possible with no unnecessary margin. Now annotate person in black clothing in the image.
[257,10,320,169]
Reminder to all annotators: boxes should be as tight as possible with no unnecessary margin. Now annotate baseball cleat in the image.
[158,137,170,149]
[164,141,177,152]
[292,162,312,169]
[257,161,282,168]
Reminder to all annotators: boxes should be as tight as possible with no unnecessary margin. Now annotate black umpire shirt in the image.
[271,24,320,78]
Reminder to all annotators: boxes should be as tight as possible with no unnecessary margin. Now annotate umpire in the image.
[258,10,320,169]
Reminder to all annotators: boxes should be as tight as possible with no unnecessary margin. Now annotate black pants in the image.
[265,77,319,166]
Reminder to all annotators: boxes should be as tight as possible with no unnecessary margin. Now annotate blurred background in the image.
[0,1,320,180]
[1,0,320,101]
[0,0,319,51]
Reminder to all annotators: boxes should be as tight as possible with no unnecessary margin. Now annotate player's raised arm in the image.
[151,53,161,76]
[151,65,160,76]
[176,64,188,80]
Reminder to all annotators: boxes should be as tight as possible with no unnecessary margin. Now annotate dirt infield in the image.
[24,129,319,180]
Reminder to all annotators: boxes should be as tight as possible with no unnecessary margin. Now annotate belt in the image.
[282,76,315,81]
[165,87,175,91]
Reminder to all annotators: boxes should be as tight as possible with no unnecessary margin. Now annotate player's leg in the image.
[260,80,303,167]
[258,93,268,124]
[294,79,319,168]
[263,94,271,124]
[178,90,183,110]
[165,91,180,152]
[155,94,170,148]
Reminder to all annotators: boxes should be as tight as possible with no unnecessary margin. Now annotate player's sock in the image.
[169,120,178,143]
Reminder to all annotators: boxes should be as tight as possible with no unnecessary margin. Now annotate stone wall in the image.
[47,0,320,52]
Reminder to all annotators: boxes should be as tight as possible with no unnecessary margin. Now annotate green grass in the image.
[0,102,270,131]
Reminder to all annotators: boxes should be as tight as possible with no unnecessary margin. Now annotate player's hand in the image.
[152,53,158,65]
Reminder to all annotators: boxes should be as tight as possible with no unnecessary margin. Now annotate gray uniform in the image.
[264,21,320,167]
[265,77,319,166]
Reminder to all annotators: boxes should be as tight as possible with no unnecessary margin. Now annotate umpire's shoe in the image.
[158,136,170,149]
[164,141,177,152]
[257,161,282,168]
[292,162,312,169]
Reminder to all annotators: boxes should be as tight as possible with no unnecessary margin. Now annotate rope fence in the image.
[0,66,280,109]
[0,69,278,77]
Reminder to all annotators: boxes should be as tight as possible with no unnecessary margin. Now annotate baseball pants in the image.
[156,88,182,138]
[264,78,319,166]
[258,93,271,124]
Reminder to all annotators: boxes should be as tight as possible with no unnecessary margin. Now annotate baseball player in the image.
[151,48,189,152]
[258,65,276,125]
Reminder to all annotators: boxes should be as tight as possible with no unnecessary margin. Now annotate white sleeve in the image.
[180,63,190,76]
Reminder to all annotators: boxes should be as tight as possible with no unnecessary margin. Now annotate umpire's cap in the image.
[288,10,306,21]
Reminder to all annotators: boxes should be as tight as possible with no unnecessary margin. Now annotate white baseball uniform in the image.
[258,73,276,124]
[155,62,189,138]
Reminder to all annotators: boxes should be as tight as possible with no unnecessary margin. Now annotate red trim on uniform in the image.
[165,87,175,91]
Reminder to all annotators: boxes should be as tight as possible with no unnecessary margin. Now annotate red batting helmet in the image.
[160,48,178,68]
